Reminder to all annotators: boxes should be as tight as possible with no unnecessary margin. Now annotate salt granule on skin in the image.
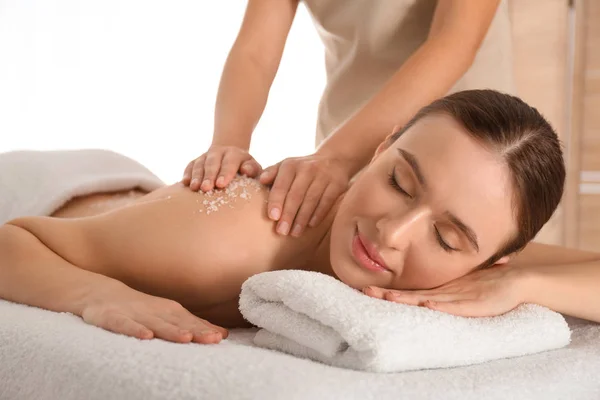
[196,175,262,215]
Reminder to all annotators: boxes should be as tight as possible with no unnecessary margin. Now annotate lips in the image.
[351,228,391,273]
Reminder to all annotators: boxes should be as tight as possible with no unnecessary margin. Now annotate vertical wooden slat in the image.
[576,0,600,251]
[564,0,586,247]
[509,0,569,245]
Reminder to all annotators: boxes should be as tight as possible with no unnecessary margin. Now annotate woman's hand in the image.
[363,265,527,317]
[81,282,229,344]
[259,153,351,237]
[181,145,263,192]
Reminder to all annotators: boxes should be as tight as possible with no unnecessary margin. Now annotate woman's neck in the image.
[298,196,342,280]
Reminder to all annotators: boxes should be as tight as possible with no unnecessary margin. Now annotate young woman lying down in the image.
[1,90,599,346]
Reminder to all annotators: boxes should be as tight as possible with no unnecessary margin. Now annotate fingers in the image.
[259,163,280,186]
[162,307,229,344]
[362,286,464,306]
[103,312,155,340]
[240,159,262,178]
[289,178,328,237]
[277,169,314,237]
[188,155,207,191]
[140,315,197,343]
[307,183,343,228]
[217,151,245,189]
[182,160,195,186]
[186,147,262,192]
[265,163,293,225]
[200,151,225,192]
[424,300,481,317]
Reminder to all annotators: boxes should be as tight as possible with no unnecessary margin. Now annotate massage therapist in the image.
[182,0,513,237]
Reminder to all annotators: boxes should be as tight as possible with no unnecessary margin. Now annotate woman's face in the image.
[329,113,518,291]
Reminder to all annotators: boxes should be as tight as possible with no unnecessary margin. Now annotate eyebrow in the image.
[397,148,427,189]
[444,212,480,253]
[396,148,480,253]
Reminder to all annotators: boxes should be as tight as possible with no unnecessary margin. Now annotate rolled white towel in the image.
[0,149,165,223]
[239,270,571,373]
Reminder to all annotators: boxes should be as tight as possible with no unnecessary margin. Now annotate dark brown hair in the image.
[390,89,565,267]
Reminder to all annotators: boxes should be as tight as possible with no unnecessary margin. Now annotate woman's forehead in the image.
[390,115,517,252]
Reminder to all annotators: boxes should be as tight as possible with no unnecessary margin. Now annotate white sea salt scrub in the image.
[196,175,263,215]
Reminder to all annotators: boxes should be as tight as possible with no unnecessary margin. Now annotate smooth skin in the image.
[182,0,501,237]
[2,115,600,346]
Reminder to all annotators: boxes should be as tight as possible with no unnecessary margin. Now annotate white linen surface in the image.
[1,299,599,400]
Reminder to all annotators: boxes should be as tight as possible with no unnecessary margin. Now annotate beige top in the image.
[302,0,515,147]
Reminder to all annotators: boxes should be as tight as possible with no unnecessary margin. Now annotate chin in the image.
[330,263,366,290]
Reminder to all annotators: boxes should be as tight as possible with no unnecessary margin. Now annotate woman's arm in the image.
[362,242,600,323]
[0,222,115,315]
[316,0,501,177]
[0,218,230,343]
[511,242,600,322]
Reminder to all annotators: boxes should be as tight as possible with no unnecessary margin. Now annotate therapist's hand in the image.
[259,153,351,237]
[362,264,526,318]
[182,145,263,192]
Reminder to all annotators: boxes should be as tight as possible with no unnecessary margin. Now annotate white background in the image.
[0,1,326,183]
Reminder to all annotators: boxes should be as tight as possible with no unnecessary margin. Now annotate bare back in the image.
[11,179,330,327]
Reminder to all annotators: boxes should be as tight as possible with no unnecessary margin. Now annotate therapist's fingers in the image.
[182,160,195,186]
[200,151,225,192]
[240,159,262,178]
[216,152,245,189]
[307,183,343,228]
[278,170,313,236]
[266,162,294,224]
[289,178,328,237]
[189,156,207,191]
[259,163,279,186]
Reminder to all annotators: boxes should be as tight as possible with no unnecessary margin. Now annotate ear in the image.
[373,125,402,161]
[374,137,392,157]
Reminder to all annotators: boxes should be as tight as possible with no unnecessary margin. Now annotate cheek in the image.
[397,251,473,289]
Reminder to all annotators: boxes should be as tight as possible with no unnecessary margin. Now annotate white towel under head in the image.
[239,270,571,373]
[0,149,165,224]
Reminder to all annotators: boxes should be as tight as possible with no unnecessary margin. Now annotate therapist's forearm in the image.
[211,48,275,150]
[316,37,478,177]
[523,260,600,323]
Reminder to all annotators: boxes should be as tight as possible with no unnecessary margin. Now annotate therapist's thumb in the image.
[259,164,279,185]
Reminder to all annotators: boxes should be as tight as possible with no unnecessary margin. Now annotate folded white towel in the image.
[239,270,571,373]
[0,149,165,224]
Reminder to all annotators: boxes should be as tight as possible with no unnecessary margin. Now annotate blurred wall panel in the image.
[576,0,600,251]
[509,0,569,245]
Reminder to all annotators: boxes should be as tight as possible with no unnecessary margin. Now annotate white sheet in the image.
[1,299,599,400]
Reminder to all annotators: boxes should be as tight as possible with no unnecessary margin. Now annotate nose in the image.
[376,206,431,251]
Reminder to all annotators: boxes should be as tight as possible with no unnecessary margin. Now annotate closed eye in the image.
[388,168,413,198]
[435,226,458,252]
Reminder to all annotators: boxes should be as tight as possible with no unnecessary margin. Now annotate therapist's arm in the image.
[212,0,299,150]
[183,0,299,191]
[316,0,502,178]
